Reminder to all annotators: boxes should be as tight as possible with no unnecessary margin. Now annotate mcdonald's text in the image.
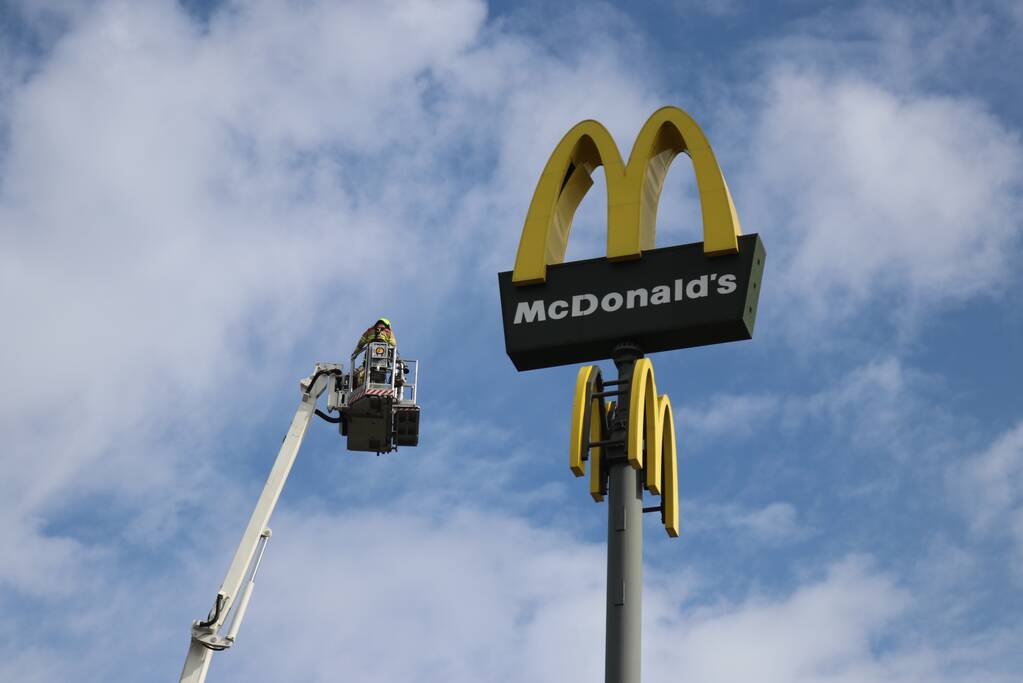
[513,273,738,325]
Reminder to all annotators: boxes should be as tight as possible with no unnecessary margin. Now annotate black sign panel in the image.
[498,234,765,371]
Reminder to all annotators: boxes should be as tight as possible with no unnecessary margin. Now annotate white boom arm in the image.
[179,365,339,683]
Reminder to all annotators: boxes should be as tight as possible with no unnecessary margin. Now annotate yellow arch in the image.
[569,365,610,501]
[570,365,596,477]
[627,358,680,538]
[512,106,742,285]
[661,399,679,537]
[627,358,658,471]
[644,394,671,496]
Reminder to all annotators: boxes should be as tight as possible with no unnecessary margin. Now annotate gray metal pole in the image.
[606,345,643,683]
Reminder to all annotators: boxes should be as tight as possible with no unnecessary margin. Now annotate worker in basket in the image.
[352,317,397,387]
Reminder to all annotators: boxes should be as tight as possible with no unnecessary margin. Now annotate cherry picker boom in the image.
[179,343,420,683]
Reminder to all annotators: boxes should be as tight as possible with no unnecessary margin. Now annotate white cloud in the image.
[948,420,1023,571]
[736,500,808,542]
[743,68,1022,328]
[676,357,945,461]
[217,508,608,683]
[678,392,779,441]
[650,557,910,683]
[2,500,1017,683]
[685,500,812,545]
[0,0,661,598]
[780,356,959,467]
[173,510,990,683]
[682,0,743,18]
[794,357,908,432]
[713,5,1023,349]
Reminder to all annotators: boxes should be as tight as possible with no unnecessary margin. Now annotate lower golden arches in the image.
[569,360,680,538]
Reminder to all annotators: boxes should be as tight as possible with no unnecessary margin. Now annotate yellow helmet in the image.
[376,317,391,327]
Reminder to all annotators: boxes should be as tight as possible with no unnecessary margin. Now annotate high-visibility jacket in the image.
[353,324,396,358]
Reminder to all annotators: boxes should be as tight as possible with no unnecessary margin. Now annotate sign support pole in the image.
[606,343,643,683]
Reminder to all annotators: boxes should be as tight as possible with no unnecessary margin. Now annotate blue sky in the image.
[1,1,1021,681]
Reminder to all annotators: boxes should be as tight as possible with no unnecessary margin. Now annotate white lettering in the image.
[601,292,624,312]
[716,273,737,295]
[548,300,569,320]
[651,285,671,305]
[572,293,598,317]
[686,275,709,299]
[626,288,648,309]
[513,272,740,324]
[514,300,546,324]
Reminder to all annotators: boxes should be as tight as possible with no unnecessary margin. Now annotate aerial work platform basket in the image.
[326,341,420,454]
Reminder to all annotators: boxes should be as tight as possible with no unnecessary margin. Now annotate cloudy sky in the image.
[1,0,1021,681]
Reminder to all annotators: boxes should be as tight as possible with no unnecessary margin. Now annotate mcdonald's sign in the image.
[498,106,765,371]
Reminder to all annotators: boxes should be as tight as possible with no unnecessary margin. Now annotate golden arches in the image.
[627,358,657,471]
[661,404,679,538]
[570,360,680,537]
[627,358,680,537]
[569,365,597,477]
[512,106,742,285]
[570,365,611,502]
